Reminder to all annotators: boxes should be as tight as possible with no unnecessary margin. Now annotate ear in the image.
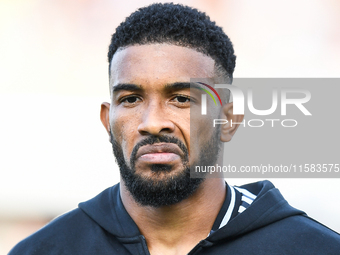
[100,102,111,137]
[220,102,244,142]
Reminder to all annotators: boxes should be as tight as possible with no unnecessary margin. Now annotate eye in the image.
[174,96,190,103]
[121,96,141,105]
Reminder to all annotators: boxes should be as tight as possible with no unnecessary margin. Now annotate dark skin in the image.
[100,44,243,255]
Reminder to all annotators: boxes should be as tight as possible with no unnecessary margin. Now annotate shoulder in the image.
[8,185,128,255]
[253,214,340,254]
[282,214,340,241]
[8,208,106,255]
[224,181,340,254]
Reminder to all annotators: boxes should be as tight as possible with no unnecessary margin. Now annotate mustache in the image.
[130,135,189,167]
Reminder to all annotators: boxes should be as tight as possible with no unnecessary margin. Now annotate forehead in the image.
[109,44,216,88]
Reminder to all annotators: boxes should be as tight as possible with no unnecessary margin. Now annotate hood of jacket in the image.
[78,180,305,244]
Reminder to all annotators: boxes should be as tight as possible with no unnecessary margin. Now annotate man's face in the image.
[104,44,222,207]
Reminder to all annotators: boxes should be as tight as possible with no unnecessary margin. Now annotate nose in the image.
[137,102,175,136]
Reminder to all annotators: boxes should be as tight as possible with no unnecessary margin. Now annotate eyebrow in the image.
[112,82,203,93]
[112,83,142,93]
[164,82,202,90]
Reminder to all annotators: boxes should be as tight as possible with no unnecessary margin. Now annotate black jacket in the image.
[9,181,340,254]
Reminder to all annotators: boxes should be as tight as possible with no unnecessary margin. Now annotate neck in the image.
[120,178,226,255]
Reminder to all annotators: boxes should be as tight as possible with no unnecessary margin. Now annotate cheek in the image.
[110,109,140,162]
[169,109,191,143]
[189,109,219,158]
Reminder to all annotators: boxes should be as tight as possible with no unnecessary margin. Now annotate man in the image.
[9,3,340,255]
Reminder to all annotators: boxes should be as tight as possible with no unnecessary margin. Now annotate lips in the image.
[135,143,184,164]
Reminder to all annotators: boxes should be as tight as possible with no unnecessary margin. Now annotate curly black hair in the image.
[108,2,236,80]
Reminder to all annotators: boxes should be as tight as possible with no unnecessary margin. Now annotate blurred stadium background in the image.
[1,0,339,253]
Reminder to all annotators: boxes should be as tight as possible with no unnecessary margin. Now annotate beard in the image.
[111,129,221,208]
